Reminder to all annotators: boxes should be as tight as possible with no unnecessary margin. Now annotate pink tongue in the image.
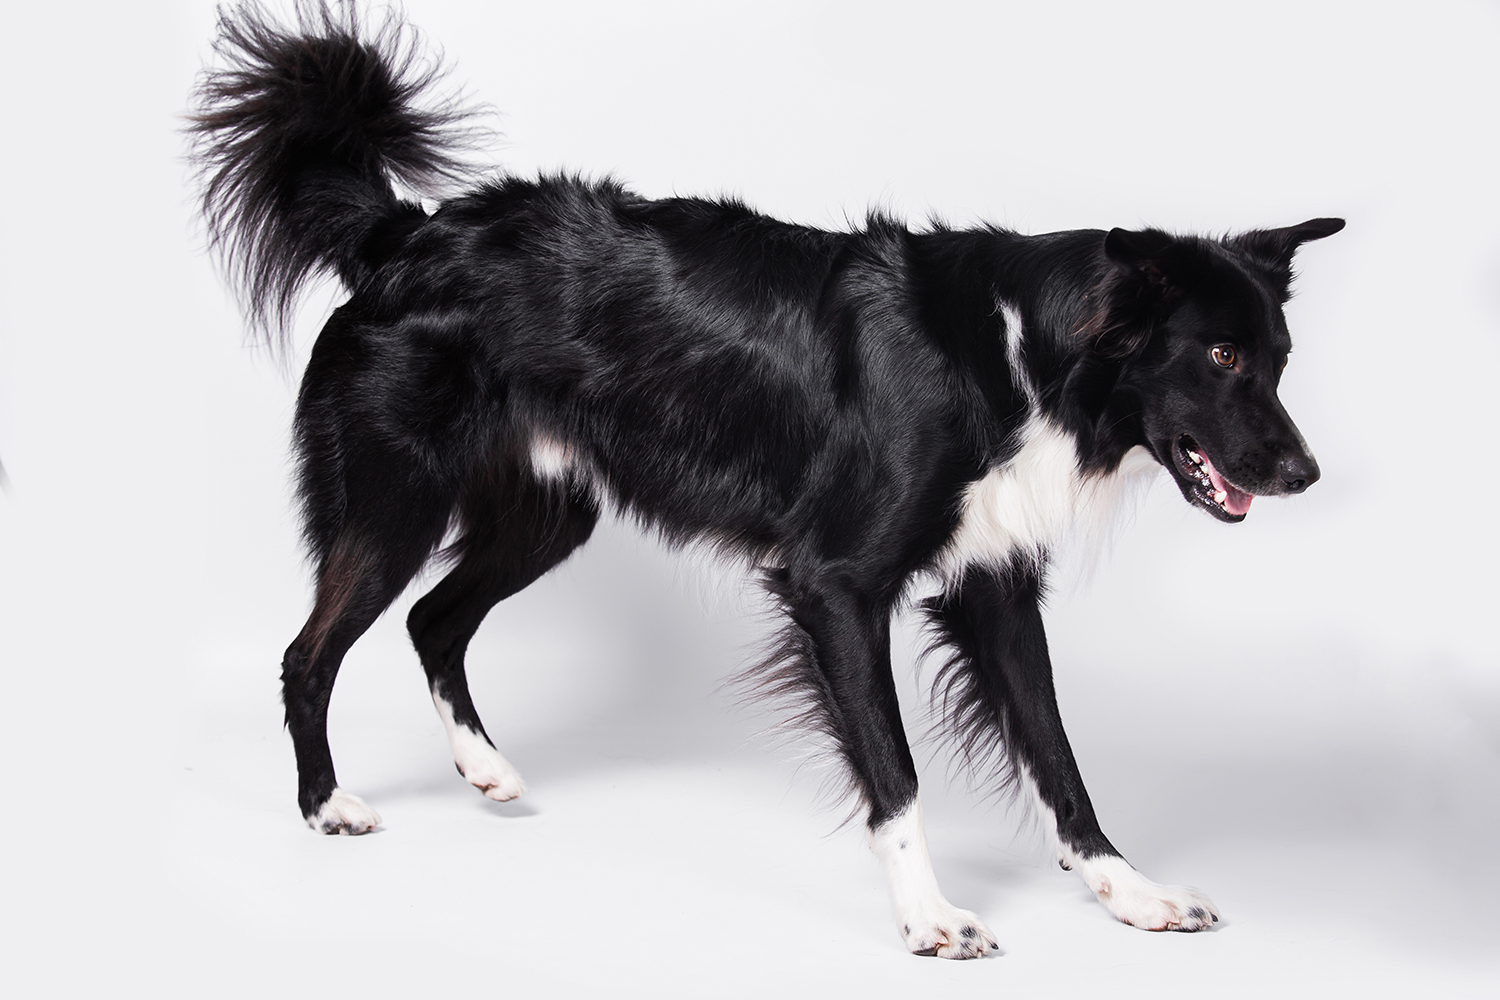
[1200,453,1254,516]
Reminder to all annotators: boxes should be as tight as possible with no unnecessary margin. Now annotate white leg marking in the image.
[869,799,999,959]
[433,695,526,801]
[1066,853,1219,931]
[1026,772,1220,931]
[308,788,382,835]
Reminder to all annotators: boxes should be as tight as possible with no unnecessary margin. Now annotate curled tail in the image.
[187,0,482,353]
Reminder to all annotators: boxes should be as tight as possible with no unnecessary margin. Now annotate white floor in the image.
[6,514,1496,997]
[3,2,1499,996]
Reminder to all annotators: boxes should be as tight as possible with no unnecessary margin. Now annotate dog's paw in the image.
[898,905,1001,959]
[308,788,382,835]
[1079,855,1219,931]
[452,730,527,801]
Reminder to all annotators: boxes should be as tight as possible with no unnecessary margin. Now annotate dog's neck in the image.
[910,227,1147,476]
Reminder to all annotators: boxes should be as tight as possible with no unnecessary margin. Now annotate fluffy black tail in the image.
[187,1,481,353]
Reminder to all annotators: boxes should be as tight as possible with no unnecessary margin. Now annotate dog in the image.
[188,1,1341,959]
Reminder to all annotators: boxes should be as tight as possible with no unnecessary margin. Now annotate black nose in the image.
[1278,453,1320,494]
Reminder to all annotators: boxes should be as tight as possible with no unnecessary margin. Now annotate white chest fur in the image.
[937,416,1158,581]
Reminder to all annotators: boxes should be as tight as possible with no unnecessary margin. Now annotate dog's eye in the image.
[1210,345,1236,368]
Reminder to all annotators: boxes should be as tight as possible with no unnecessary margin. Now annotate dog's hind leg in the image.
[766,569,999,959]
[282,497,451,833]
[282,343,458,833]
[923,562,1220,931]
[407,466,598,802]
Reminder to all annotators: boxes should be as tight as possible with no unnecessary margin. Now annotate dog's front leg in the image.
[925,562,1220,931]
[779,571,998,958]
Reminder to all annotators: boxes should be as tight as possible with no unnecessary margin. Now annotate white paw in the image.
[1078,855,1219,931]
[870,799,1000,960]
[433,696,527,801]
[898,904,1000,960]
[452,729,527,801]
[308,788,382,835]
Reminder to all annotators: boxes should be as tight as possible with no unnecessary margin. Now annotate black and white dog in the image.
[189,2,1340,958]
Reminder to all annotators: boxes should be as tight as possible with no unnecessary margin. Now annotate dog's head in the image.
[1085,218,1343,522]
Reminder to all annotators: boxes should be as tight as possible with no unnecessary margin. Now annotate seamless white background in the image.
[1,1,1497,996]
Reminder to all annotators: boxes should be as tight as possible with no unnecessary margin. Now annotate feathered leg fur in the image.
[924,562,1219,931]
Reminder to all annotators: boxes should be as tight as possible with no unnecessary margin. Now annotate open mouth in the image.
[1175,434,1253,519]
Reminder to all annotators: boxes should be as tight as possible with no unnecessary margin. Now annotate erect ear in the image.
[1082,228,1184,359]
[1230,217,1345,296]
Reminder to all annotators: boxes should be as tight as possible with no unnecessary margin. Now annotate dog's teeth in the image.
[1189,451,1203,465]
[1214,490,1227,504]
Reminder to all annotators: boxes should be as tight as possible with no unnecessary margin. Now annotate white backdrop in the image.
[1,1,1496,996]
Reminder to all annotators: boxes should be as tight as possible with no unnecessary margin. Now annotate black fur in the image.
[922,563,1116,859]
[187,0,481,350]
[188,1,1340,946]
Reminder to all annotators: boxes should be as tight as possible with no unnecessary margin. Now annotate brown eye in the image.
[1210,345,1237,368]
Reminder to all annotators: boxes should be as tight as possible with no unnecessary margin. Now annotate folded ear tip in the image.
[1104,227,1175,264]
[1307,217,1346,237]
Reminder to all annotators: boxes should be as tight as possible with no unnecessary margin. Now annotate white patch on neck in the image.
[869,798,998,958]
[936,298,1160,582]
[999,301,1038,409]
[937,417,1158,582]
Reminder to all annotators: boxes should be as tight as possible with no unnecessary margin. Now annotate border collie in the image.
[188,1,1341,958]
